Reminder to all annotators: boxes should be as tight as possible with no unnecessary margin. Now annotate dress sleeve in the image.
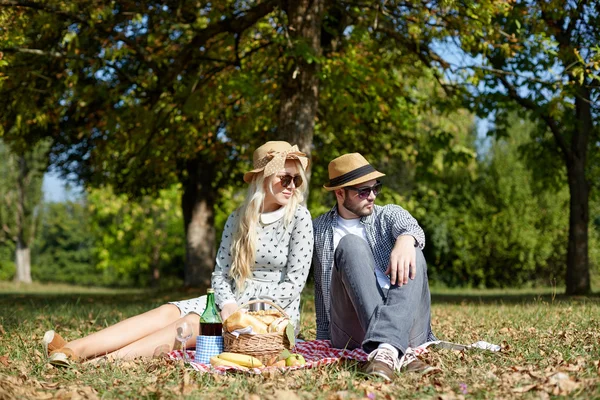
[212,212,237,308]
[260,206,313,307]
[387,205,426,249]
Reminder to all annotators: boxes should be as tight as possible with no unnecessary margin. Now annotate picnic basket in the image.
[223,299,292,365]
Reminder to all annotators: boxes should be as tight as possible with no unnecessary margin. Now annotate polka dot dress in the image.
[170,205,313,326]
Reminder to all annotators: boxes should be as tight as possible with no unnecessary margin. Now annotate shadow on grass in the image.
[1,285,598,310]
[0,287,207,306]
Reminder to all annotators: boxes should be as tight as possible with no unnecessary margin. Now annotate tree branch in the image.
[0,47,66,58]
[0,0,85,22]
[164,0,280,85]
[495,73,570,159]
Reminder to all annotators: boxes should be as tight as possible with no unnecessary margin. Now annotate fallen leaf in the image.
[273,389,301,400]
[512,384,537,393]
[0,356,10,367]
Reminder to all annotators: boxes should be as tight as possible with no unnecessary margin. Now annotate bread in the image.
[267,316,289,333]
[224,311,269,334]
[255,314,278,325]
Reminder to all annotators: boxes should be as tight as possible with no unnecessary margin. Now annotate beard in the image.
[342,196,374,218]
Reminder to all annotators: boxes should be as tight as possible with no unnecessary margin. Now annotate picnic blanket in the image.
[167,339,500,375]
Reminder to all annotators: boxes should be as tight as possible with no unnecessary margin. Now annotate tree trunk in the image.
[278,0,324,158]
[565,92,591,295]
[13,155,32,283]
[181,156,216,288]
[14,239,32,283]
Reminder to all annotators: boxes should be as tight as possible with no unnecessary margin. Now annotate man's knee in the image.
[335,235,370,265]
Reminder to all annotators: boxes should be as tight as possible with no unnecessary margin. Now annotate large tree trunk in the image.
[181,156,217,288]
[565,92,591,295]
[278,0,324,158]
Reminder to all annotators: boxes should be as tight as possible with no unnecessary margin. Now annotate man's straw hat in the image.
[243,141,309,183]
[323,153,385,191]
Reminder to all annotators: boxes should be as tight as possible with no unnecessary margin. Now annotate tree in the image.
[345,0,599,294]
[0,0,282,286]
[3,0,537,290]
[443,0,599,294]
[0,139,48,283]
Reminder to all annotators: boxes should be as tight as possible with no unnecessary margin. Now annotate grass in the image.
[0,283,599,399]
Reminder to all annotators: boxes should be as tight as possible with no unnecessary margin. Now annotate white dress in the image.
[169,205,313,326]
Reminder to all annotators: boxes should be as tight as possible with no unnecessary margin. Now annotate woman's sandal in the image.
[42,330,67,356]
[48,348,79,367]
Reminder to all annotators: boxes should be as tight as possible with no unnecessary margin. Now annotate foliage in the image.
[0,284,599,398]
[420,114,582,288]
[31,200,95,285]
[87,184,185,287]
[0,245,14,281]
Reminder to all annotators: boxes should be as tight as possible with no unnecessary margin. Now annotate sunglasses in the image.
[278,174,303,188]
[345,182,383,199]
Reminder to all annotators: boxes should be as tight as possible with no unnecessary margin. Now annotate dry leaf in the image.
[512,384,537,393]
[273,389,301,400]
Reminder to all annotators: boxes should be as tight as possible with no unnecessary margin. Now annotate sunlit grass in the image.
[0,283,598,399]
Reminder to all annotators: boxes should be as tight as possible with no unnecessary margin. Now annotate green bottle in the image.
[200,288,222,336]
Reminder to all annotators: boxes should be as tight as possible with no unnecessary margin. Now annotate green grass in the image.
[0,283,599,399]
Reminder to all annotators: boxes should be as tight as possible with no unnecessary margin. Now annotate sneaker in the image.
[403,359,440,375]
[42,330,67,356]
[363,347,400,381]
[48,348,79,367]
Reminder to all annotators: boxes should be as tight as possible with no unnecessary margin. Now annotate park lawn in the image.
[0,283,598,399]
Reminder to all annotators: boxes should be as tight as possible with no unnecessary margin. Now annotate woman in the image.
[44,141,313,365]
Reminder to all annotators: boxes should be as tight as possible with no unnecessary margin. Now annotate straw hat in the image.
[243,141,309,183]
[323,153,385,191]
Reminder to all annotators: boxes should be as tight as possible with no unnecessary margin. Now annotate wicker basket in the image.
[223,299,292,365]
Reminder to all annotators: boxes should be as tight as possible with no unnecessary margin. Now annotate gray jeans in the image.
[330,235,432,355]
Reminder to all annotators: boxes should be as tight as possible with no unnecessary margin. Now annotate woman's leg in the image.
[102,312,200,360]
[65,304,182,360]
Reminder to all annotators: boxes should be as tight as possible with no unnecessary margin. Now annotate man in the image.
[312,153,436,381]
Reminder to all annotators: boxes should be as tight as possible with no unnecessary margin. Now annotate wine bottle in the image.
[200,288,222,336]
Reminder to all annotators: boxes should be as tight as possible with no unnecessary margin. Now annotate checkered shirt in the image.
[312,204,426,340]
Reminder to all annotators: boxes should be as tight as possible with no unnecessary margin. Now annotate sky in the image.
[42,170,82,202]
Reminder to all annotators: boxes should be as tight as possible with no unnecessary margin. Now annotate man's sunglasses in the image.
[345,182,383,199]
[278,174,303,188]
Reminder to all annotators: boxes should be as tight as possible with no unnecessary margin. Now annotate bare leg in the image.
[65,304,182,360]
[102,312,200,360]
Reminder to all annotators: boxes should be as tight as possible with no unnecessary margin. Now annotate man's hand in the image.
[385,235,417,286]
[219,302,239,322]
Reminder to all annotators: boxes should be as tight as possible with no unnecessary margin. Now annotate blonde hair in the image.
[229,159,307,291]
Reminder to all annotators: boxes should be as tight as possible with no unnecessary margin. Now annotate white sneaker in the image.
[364,347,400,381]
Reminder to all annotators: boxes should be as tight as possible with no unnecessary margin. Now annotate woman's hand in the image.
[219,302,239,322]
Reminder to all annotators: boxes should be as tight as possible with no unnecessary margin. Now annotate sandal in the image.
[48,348,79,367]
[42,330,67,356]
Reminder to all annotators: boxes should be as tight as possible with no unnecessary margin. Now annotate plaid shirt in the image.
[312,204,426,340]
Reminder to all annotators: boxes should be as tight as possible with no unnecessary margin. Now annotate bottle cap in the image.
[206,288,214,294]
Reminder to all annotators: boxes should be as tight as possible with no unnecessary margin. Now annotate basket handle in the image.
[235,298,290,320]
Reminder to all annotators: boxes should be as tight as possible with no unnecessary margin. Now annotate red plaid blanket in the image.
[168,339,435,375]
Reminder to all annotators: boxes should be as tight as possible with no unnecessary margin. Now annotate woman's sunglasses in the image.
[278,174,303,188]
[345,182,383,199]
